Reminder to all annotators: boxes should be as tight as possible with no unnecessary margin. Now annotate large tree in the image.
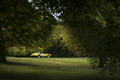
[59,0,120,74]
[0,0,57,62]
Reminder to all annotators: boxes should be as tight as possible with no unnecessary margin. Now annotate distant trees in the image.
[46,24,87,57]
[46,24,73,57]
[8,46,27,57]
[7,45,44,57]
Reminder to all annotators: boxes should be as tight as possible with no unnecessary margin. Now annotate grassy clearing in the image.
[0,57,120,80]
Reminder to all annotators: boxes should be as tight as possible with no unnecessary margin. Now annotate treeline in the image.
[45,24,87,57]
[7,24,88,57]
[7,44,87,57]
[7,46,44,57]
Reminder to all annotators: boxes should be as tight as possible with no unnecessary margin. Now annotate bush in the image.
[8,46,27,57]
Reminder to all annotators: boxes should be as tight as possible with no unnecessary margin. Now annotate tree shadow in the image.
[0,61,119,80]
[0,61,40,67]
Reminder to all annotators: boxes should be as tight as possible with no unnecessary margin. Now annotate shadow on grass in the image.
[0,71,118,80]
[0,61,119,80]
[0,62,39,68]
[4,61,38,67]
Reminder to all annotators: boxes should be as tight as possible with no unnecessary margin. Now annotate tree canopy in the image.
[59,0,120,74]
[0,0,120,74]
[0,0,57,62]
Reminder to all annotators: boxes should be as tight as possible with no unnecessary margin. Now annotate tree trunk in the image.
[0,46,7,63]
[0,10,7,63]
[98,58,104,68]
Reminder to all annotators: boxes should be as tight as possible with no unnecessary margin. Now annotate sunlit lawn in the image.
[0,57,120,80]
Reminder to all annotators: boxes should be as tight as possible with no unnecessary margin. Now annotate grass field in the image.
[0,57,120,80]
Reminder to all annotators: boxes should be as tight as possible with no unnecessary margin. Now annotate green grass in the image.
[0,57,120,80]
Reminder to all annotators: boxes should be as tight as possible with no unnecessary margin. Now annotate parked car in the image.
[31,52,51,58]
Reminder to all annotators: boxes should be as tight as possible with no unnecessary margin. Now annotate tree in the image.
[46,24,73,57]
[0,0,57,62]
[59,0,120,74]
[46,24,87,57]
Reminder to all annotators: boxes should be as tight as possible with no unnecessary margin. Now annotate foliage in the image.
[8,46,27,57]
[0,0,57,62]
[46,24,87,57]
[58,0,120,74]
[0,0,120,75]
[0,0,57,47]
[8,45,44,57]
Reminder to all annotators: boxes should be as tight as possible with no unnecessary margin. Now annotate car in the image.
[31,52,51,58]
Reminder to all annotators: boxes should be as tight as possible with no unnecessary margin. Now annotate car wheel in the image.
[38,55,40,58]
[47,55,49,58]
